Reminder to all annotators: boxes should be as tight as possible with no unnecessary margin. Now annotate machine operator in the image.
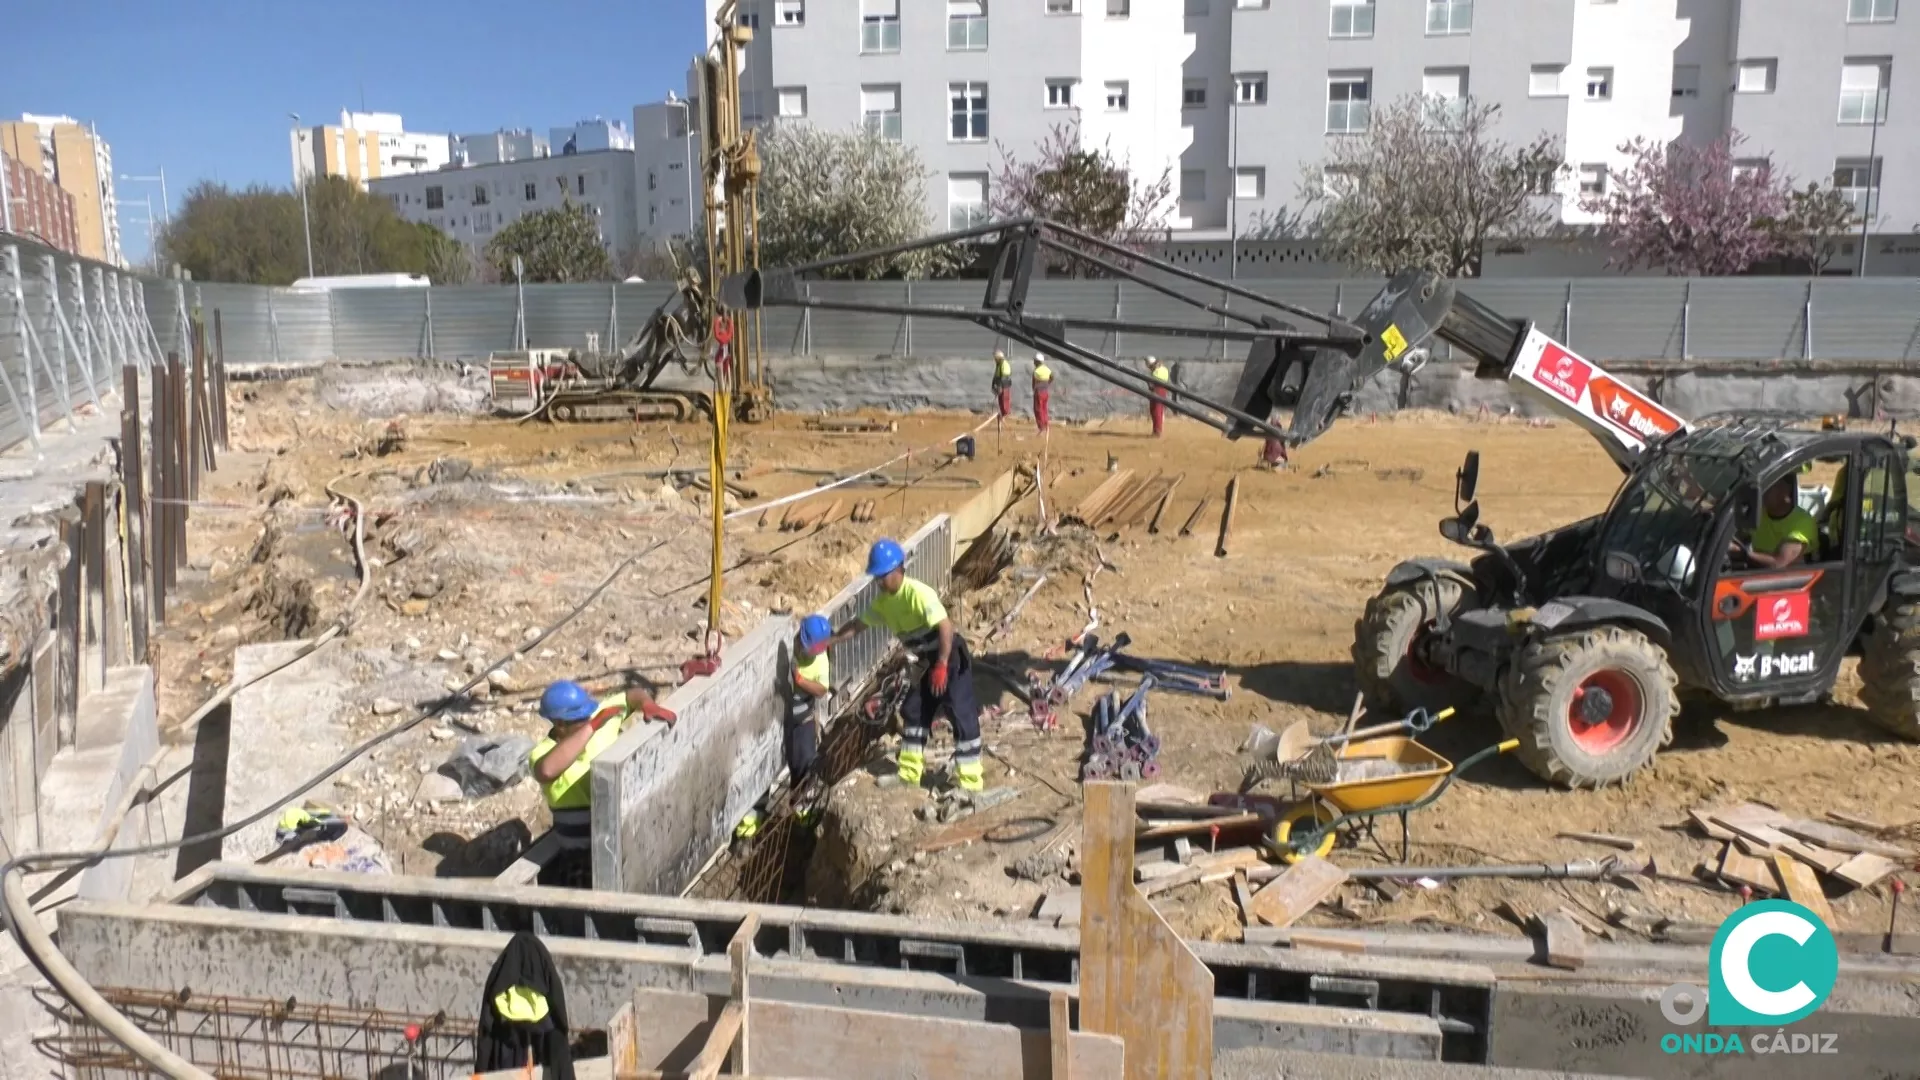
[1732,474,1815,569]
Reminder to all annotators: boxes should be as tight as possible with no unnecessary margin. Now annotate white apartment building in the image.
[552,118,635,154]
[710,0,1920,256]
[291,111,453,189]
[458,129,549,166]
[632,98,700,249]
[368,149,637,264]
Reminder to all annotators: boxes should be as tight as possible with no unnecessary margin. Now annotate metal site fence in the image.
[11,239,1920,453]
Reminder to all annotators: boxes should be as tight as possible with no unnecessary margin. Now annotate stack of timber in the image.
[1063,471,1185,535]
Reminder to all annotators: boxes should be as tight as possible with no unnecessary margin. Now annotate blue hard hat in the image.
[539,680,596,723]
[866,538,906,577]
[799,614,833,655]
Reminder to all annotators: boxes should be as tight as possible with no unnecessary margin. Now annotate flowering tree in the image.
[989,121,1173,276]
[1298,97,1563,277]
[1583,133,1789,276]
[757,121,953,279]
[1767,182,1861,274]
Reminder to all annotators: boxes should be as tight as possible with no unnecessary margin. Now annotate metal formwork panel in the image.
[1688,279,1810,360]
[1809,278,1920,361]
[330,286,430,361]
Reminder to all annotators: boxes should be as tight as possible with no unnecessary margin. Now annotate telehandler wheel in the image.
[1497,626,1677,789]
[1352,577,1480,713]
[1860,580,1920,741]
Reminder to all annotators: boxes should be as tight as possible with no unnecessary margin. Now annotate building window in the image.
[1046,0,1077,11]
[425,185,444,209]
[949,173,990,229]
[1426,0,1471,35]
[951,82,989,140]
[1731,159,1770,182]
[1235,73,1268,105]
[1672,64,1700,99]
[1237,0,1269,8]
[862,84,903,140]
[1331,0,1375,38]
[776,0,806,25]
[1840,59,1892,124]
[1183,79,1207,108]
[737,10,760,29]
[1422,68,1467,128]
[1234,167,1265,200]
[861,0,901,53]
[1578,164,1607,196]
[648,170,657,191]
[1327,72,1372,133]
[1585,67,1613,101]
[525,181,538,201]
[473,185,489,206]
[949,0,988,49]
[1835,158,1883,219]
[1107,0,1129,15]
[1046,79,1077,108]
[1181,169,1207,202]
[1105,81,1130,111]
[577,174,587,195]
[1529,64,1566,97]
[1736,59,1777,94]
[1322,166,1360,199]
[778,87,809,117]
[1849,0,1897,22]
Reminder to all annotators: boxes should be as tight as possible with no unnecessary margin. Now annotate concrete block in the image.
[223,641,344,863]
[590,616,794,895]
[31,665,155,902]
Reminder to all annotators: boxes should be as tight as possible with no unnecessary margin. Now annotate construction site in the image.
[6,7,1920,1080]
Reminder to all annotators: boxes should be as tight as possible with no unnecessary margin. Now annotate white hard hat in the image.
[1146,356,1159,366]
[1033,352,1046,363]
[993,349,1005,359]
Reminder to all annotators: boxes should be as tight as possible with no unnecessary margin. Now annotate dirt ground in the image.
[157,369,1919,943]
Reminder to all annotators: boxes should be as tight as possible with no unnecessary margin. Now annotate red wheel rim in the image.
[1405,625,1449,686]
[1568,669,1641,754]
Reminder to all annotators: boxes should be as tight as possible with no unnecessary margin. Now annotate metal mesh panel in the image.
[1689,279,1809,360]
[1809,278,1920,360]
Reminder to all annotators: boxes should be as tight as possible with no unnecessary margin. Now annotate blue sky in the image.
[1,0,705,262]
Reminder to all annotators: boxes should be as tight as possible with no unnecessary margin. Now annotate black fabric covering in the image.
[474,932,575,1080]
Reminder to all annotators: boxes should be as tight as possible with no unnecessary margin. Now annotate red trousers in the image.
[1150,388,1168,436]
[1033,387,1051,431]
[1262,437,1288,467]
[996,385,1012,418]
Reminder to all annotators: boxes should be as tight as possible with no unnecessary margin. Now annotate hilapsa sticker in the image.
[1754,593,1811,640]
[1530,342,1593,405]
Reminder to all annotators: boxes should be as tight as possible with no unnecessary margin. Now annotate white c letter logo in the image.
[1720,910,1816,1017]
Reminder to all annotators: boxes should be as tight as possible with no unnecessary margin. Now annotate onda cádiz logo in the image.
[1658,900,1841,1057]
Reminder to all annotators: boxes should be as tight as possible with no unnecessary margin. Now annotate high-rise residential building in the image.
[1,150,79,255]
[368,150,638,266]
[552,118,635,155]
[713,0,1920,258]
[457,129,550,167]
[632,98,700,249]
[0,114,121,265]
[290,111,453,189]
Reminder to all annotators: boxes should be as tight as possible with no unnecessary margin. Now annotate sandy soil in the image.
[156,375,1919,940]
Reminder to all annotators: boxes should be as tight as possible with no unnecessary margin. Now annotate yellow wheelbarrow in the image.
[1266,734,1521,864]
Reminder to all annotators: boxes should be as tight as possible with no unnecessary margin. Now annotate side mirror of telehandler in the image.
[1456,451,1481,508]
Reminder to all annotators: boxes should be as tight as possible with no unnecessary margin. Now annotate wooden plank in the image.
[1070,470,1133,524]
[1080,782,1213,1080]
[686,1000,743,1080]
[1232,871,1254,927]
[1833,851,1900,891]
[1134,812,1263,842]
[1539,914,1588,971]
[1176,496,1211,538]
[1097,474,1161,529]
[1556,831,1640,851]
[608,1001,639,1078]
[1050,991,1072,1080]
[1709,803,1798,851]
[1828,809,1893,833]
[1287,931,1368,954]
[1716,844,1781,896]
[1773,853,1837,928]
[729,913,757,1075]
[1780,819,1914,860]
[1214,475,1240,558]
[1245,855,1348,929]
[1146,474,1183,534]
[1689,809,1735,841]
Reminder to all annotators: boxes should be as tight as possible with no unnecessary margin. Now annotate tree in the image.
[483,200,614,282]
[158,176,464,285]
[1298,97,1563,277]
[990,120,1173,276]
[1583,132,1790,276]
[1766,182,1860,274]
[756,121,951,279]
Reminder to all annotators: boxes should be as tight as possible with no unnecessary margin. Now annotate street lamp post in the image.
[289,112,316,278]
[119,169,169,230]
[1857,86,1884,277]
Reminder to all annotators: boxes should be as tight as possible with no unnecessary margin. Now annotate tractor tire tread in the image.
[1495,625,1679,790]
[1860,573,1920,741]
[1352,577,1477,714]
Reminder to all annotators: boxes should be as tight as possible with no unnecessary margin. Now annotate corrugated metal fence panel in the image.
[611,285,678,350]
[330,288,428,361]
[1459,281,1572,340]
[1809,278,1920,361]
[1689,279,1809,360]
[1017,280,1128,360]
[1119,281,1223,360]
[905,281,1000,358]
[272,289,336,366]
[431,287,521,361]
[19,263,61,413]
[524,284,616,350]
[1563,279,1685,360]
[195,284,278,366]
[808,282,909,356]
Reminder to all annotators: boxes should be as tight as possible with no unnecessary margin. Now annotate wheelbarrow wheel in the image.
[1496,625,1677,789]
[1271,802,1338,864]
[1353,576,1480,714]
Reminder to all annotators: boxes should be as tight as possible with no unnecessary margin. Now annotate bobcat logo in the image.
[1733,655,1758,681]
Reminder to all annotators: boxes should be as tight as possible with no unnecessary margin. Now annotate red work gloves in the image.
[930,661,950,697]
[640,700,678,726]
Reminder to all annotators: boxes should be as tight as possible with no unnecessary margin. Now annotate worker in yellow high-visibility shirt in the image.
[991,350,1013,419]
[1031,353,1054,434]
[1147,356,1171,437]
[529,679,675,886]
